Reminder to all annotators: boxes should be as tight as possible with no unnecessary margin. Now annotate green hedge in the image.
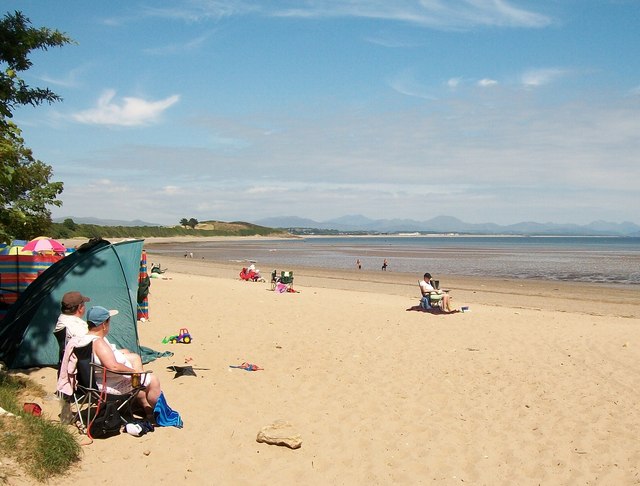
[50,222,287,239]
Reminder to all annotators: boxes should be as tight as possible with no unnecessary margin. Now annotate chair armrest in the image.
[90,362,152,389]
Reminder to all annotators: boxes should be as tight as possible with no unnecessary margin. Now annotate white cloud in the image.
[447,77,462,88]
[143,33,213,55]
[39,65,89,89]
[629,85,640,97]
[72,90,180,127]
[162,186,182,195]
[266,0,552,29]
[521,68,567,87]
[91,178,112,186]
[162,0,552,30]
[85,178,129,193]
[142,2,264,23]
[389,70,436,99]
[478,78,498,87]
[363,35,418,48]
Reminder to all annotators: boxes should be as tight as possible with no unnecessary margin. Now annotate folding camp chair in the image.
[280,271,294,290]
[418,281,443,311]
[54,328,66,362]
[54,328,66,379]
[62,341,151,437]
[55,328,77,424]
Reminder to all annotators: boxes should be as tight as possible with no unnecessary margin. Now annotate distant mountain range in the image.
[254,215,640,237]
[54,215,640,237]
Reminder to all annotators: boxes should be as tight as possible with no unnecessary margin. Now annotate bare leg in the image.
[138,375,162,419]
[442,294,456,312]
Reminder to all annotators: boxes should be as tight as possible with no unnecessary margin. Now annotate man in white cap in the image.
[54,291,91,339]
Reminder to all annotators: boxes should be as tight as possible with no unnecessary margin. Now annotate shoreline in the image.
[60,236,638,317]
[149,254,639,319]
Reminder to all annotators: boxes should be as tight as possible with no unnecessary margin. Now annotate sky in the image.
[5,0,640,226]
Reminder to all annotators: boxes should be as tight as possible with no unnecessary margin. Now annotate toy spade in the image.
[166,365,209,378]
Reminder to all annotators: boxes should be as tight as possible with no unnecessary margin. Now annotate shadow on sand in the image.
[406,305,460,315]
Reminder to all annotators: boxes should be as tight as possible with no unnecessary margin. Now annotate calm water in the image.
[149,236,640,285]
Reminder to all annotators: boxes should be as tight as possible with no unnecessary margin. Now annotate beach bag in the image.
[89,401,122,438]
[137,275,151,303]
[23,402,42,416]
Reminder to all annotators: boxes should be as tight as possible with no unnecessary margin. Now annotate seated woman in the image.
[86,306,162,419]
[150,263,166,274]
[419,272,456,313]
[247,264,265,281]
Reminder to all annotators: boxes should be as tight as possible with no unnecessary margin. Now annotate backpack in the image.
[89,401,122,438]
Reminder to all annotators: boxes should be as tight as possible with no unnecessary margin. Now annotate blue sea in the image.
[149,236,640,286]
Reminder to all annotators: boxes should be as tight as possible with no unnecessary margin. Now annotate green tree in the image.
[62,218,77,231]
[0,123,63,241]
[0,11,73,124]
[180,218,188,228]
[188,218,199,229]
[0,11,73,242]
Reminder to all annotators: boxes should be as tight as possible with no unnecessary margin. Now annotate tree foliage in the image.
[49,221,286,239]
[0,11,72,242]
[179,217,199,229]
[0,11,74,123]
[0,123,63,241]
[62,218,77,231]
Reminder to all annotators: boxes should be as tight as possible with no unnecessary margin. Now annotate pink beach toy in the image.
[229,362,263,371]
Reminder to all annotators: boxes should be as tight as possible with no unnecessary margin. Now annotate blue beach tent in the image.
[0,238,148,369]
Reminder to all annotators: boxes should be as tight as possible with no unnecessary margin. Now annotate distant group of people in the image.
[350,259,458,312]
[55,291,163,421]
[355,258,388,271]
[239,264,264,282]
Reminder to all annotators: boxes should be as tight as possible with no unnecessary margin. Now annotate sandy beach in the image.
[10,245,640,485]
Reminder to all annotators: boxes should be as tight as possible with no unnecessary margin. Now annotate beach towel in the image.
[153,392,183,428]
[140,345,173,364]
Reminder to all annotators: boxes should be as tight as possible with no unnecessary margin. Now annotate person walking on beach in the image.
[382,259,388,271]
[356,259,362,270]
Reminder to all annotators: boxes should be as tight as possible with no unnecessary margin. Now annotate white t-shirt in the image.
[419,279,436,294]
[54,314,88,339]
